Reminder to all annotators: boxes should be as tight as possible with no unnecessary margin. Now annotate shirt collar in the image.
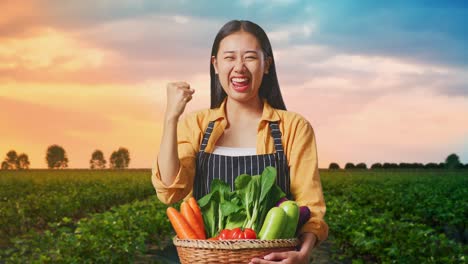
[209,97,280,122]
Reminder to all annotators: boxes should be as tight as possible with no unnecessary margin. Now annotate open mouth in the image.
[230,76,250,92]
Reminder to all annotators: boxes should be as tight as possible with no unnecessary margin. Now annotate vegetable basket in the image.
[173,237,299,264]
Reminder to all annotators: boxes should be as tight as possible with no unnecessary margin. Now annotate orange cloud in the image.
[0,1,38,31]
[0,27,114,81]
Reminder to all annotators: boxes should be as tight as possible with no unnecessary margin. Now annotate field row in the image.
[321,170,468,263]
[0,170,155,244]
[0,196,172,263]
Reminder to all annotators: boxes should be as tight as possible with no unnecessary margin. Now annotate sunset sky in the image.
[1,0,467,168]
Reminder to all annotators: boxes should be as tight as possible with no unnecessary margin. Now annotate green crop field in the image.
[0,169,466,263]
[321,169,467,263]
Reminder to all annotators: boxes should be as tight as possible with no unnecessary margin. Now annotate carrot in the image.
[181,201,206,239]
[166,207,198,239]
[188,197,205,234]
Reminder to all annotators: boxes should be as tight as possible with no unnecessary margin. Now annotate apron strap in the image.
[199,121,215,153]
[269,122,284,152]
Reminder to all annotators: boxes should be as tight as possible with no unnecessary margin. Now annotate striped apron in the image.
[193,121,291,199]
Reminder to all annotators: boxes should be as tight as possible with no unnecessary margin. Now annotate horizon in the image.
[1,147,464,169]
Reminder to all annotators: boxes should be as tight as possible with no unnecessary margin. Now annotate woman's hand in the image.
[249,250,310,264]
[165,81,195,121]
[249,233,317,264]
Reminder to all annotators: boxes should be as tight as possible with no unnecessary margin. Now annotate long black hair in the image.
[210,20,287,110]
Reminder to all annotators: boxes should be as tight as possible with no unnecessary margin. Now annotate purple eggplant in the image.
[275,197,289,207]
[298,206,311,227]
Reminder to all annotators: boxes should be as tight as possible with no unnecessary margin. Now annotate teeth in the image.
[232,77,248,82]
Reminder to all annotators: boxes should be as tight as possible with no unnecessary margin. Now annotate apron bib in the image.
[193,121,291,199]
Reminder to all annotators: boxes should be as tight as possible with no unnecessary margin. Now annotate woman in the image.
[152,20,328,264]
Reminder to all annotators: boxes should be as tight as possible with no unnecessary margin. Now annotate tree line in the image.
[2,147,466,171]
[1,145,131,170]
[328,153,468,170]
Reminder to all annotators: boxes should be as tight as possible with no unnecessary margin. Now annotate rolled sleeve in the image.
[300,206,329,243]
[151,156,195,205]
[288,119,329,243]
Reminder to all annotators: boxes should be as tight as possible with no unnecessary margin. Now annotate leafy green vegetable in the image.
[259,167,277,202]
[199,191,219,238]
[224,213,246,230]
[220,201,242,216]
[198,166,285,237]
[234,174,251,190]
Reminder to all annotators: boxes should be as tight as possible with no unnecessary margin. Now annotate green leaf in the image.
[201,192,219,238]
[234,174,251,190]
[259,166,277,203]
[197,191,214,208]
[220,201,242,216]
[248,175,260,203]
[211,179,230,194]
[225,212,247,230]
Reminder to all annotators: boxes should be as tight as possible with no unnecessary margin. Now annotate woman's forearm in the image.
[158,116,181,186]
[158,81,194,186]
[299,232,318,261]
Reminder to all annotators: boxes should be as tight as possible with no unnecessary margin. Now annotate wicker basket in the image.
[173,237,300,264]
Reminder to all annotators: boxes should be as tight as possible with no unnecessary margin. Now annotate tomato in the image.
[217,228,257,240]
[219,229,231,240]
[230,228,242,239]
[242,228,257,239]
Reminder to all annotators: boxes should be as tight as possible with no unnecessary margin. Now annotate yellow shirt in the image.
[152,98,329,242]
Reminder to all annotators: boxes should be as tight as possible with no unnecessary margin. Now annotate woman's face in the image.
[212,31,271,103]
